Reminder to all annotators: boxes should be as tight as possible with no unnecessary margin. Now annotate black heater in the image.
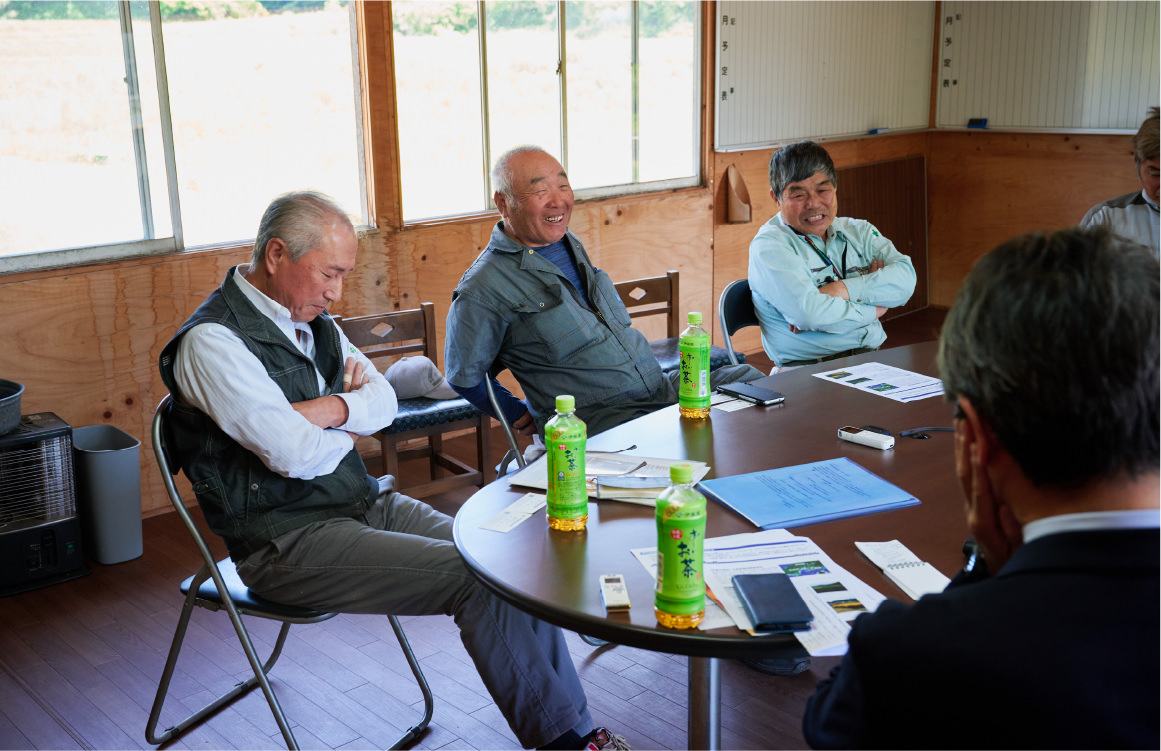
[0,413,89,596]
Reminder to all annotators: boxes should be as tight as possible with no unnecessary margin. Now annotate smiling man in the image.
[748,141,916,370]
[445,145,760,439]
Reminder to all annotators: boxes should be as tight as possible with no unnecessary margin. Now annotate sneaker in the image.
[583,727,631,750]
[741,655,811,676]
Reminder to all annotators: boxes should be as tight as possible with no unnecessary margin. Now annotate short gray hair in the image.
[768,141,837,199]
[251,191,353,266]
[491,145,550,205]
[1133,106,1159,167]
[937,226,1159,487]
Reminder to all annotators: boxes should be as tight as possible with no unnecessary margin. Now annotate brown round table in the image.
[454,342,968,749]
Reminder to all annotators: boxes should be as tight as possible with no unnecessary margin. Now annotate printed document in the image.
[697,457,919,529]
[814,361,944,402]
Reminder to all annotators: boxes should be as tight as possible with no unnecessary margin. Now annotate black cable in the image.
[899,427,954,439]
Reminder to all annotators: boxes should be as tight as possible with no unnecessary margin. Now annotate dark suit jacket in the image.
[803,528,1160,749]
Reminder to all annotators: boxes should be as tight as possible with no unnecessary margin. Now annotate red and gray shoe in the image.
[583,727,631,751]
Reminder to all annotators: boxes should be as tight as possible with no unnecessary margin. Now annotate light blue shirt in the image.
[748,214,917,365]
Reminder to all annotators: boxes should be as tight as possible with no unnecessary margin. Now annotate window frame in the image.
[3,0,370,276]
[4,1,709,273]
[393,0,704,226]
[0,1,185,275]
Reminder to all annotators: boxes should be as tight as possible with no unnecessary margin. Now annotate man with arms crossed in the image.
[802,226,1159,749]
[749,141,916,370]
[444,145,759,440]
[159,191,626,751]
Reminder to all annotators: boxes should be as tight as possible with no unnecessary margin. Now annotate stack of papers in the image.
[508,452,709,505]
[855,540,950,600]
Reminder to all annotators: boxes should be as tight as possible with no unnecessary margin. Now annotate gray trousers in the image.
[236,481,592,748]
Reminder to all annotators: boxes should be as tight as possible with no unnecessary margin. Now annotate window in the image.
[392,1,700,223]
[0,0,364,273]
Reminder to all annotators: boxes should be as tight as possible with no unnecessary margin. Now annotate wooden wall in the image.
[0,2,1137,519]
[926,130,1140,305]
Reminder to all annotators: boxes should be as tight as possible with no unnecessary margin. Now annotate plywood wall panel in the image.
[0,249,245,515]
[927,130,1136,306]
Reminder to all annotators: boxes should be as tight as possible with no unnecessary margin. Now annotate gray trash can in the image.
[72,425,143,565]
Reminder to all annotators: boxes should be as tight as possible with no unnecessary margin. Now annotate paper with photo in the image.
[813,362,944,402]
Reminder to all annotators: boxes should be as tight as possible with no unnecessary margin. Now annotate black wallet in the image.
[732,573,813,632]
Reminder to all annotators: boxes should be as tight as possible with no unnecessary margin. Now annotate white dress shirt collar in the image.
[231,265,313,355]
[1023,509,1160,544]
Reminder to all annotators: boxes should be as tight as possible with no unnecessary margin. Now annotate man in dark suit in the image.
[802,226,1160,749]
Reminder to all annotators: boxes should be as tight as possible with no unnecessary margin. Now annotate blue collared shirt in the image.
[748,214,916,364]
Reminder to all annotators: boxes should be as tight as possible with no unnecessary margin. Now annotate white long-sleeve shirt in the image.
[173,267,397,480]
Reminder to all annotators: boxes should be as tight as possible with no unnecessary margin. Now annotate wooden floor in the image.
[0,308,946,751]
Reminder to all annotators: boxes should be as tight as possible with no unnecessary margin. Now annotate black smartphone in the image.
[717,382,786,405]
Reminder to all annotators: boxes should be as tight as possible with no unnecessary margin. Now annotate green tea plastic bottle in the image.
[678,312,711,419]
[545,395,588,531]
[654,463,706,628]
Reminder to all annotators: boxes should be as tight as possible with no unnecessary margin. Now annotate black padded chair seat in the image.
[185,558,329,620]
[651,338,743,374]
[382,397,482,434]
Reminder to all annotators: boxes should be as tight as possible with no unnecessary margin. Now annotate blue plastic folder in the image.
[697,457,919,529]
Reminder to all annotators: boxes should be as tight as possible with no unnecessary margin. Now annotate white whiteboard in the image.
[714,1,935,151]
[713,1,1159,151]
[936,1,1160,130]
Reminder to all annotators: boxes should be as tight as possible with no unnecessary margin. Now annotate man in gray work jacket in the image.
[444,145,760,440]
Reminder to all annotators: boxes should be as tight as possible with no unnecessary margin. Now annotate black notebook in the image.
[732,573,813,632]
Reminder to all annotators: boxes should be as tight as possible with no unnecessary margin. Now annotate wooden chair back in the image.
[334,302,438,368]
[614,270,680,338]
[336,302,491,498]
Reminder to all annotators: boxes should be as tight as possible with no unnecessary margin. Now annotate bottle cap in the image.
[669,462,693,484]
[555,394,575,413]
[687,311,702,325]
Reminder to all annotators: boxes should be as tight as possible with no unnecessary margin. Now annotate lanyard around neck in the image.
[802,234,847,280]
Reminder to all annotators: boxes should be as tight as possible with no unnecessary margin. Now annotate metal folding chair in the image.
[717,278,762,366]
[145,395,433,750]
[485,374,527,479]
